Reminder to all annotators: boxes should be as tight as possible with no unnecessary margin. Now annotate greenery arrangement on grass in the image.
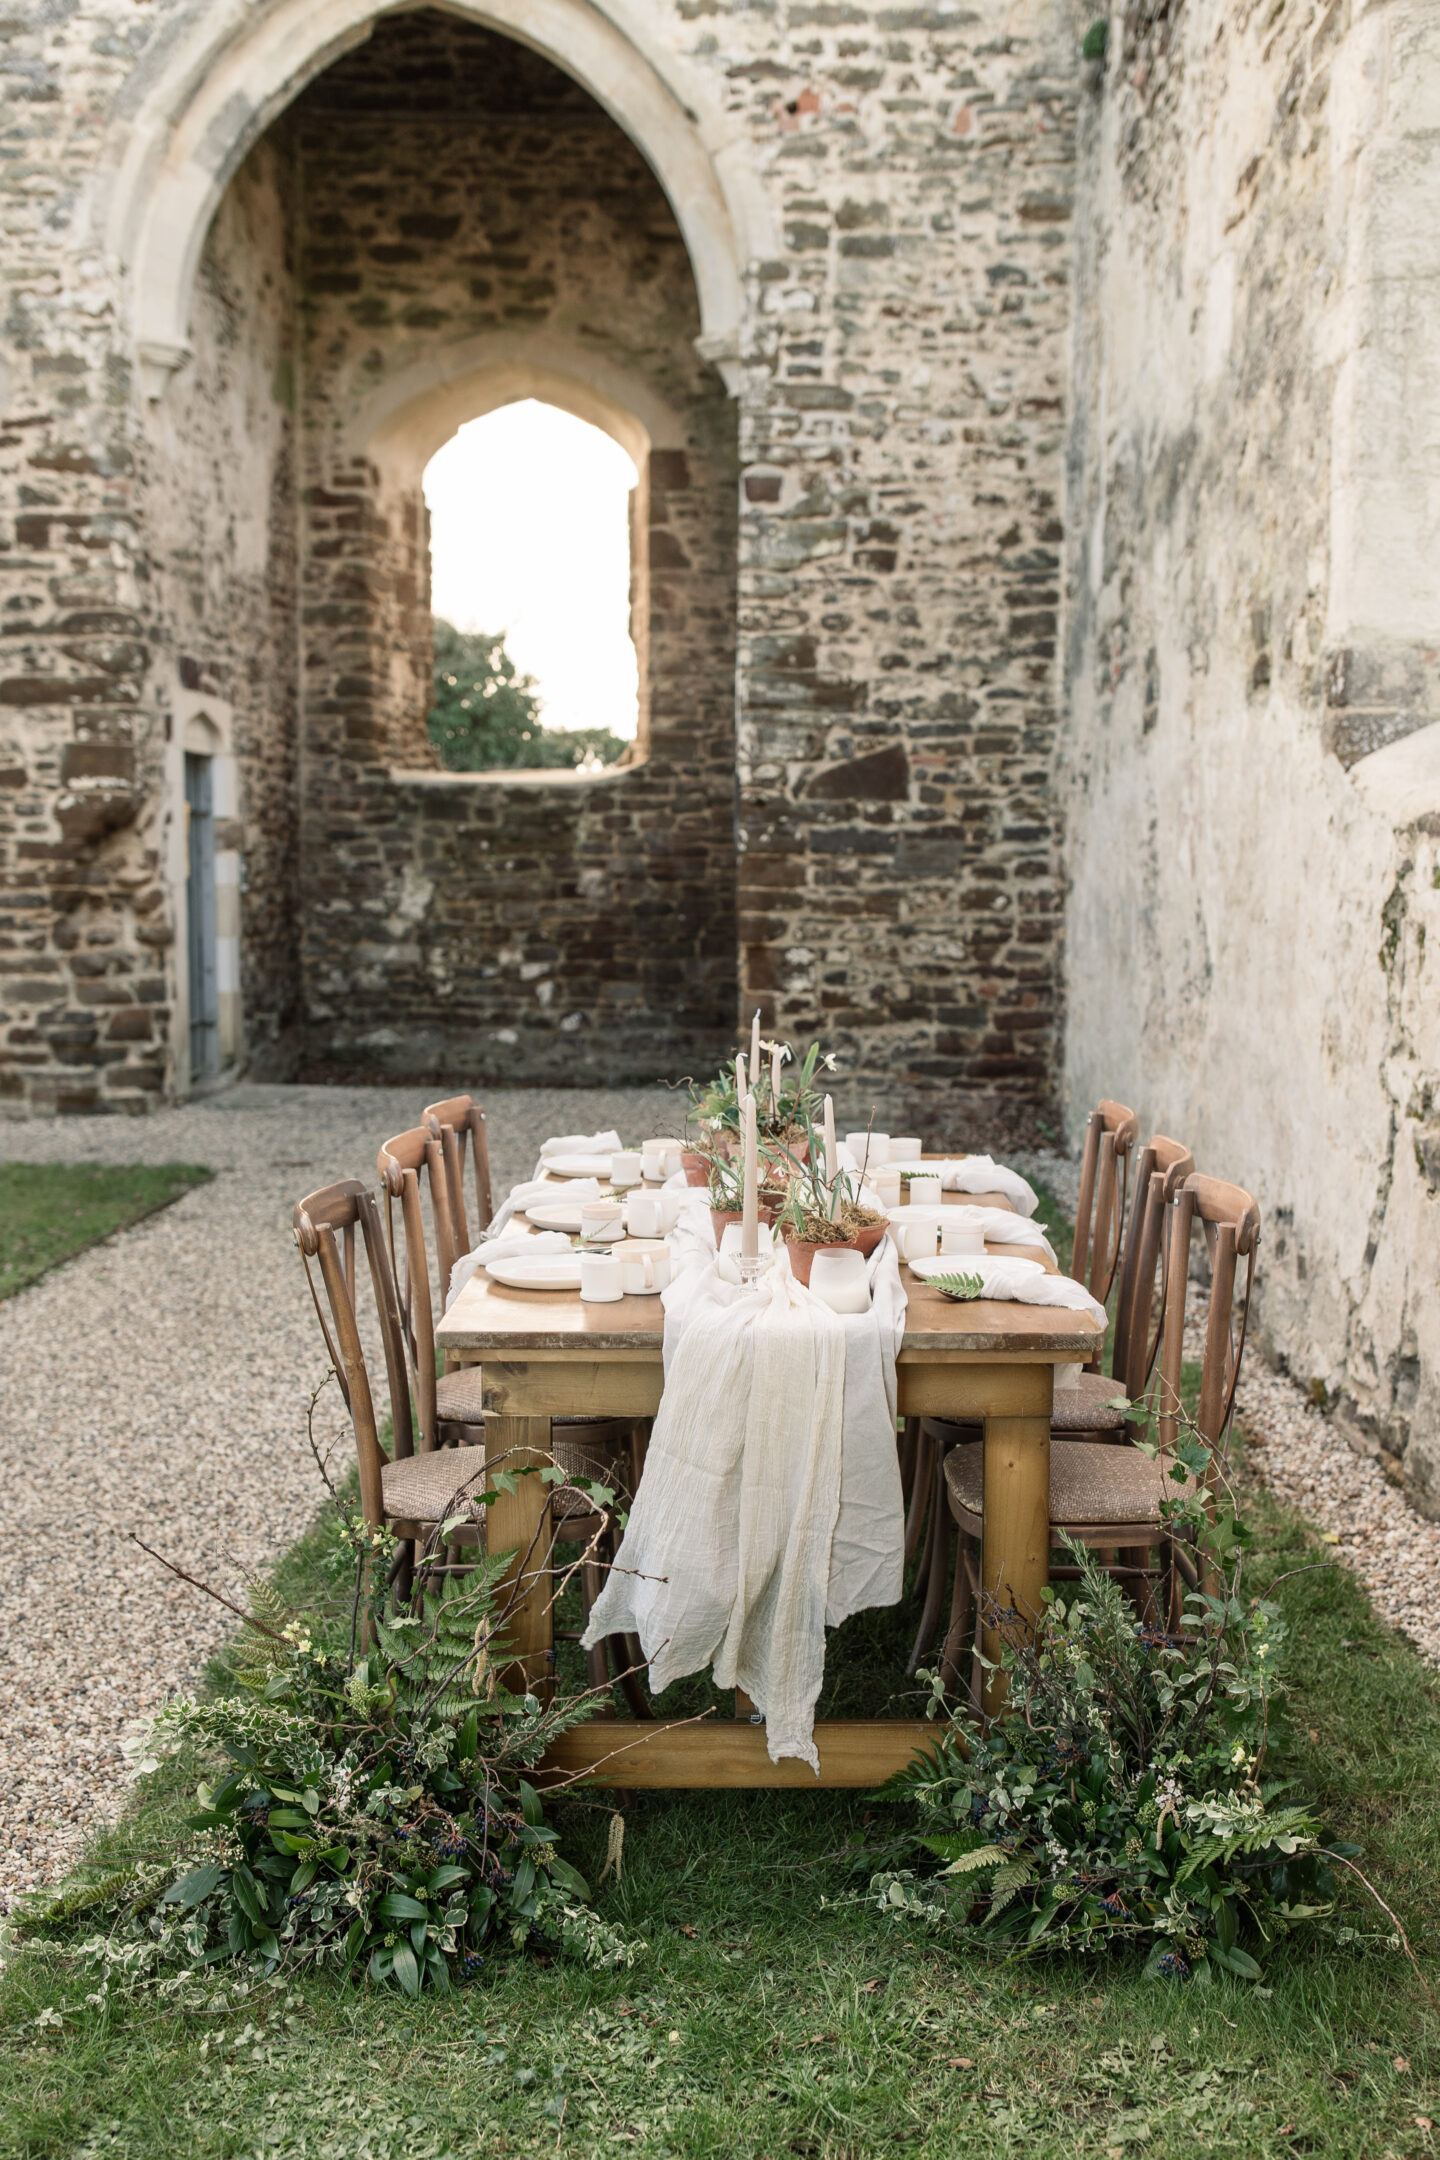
[13,1470,634,2000]
[867,1414,1418,1995]
[0,1162,212,1301]
[427,620,628,773]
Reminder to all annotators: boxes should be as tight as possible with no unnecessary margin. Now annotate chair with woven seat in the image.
[935,1167,1261,1705]
[296,1176,650,1711]
[423,1093,494,1257]
[377,1128,652,1713]
[900,1120,1186,1673]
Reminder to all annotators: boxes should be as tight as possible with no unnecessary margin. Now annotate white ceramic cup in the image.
[580,1251,623,1303]
[808,1248,871,1313]
[580,1199,625,1244]
[871,1166,903,1209]
[625,1188,666,1238]
[845,1130,891,1171]
[896,1216,938,1262]
[619,1240,671,1295]
[940,1222,986,1257]
[609,1150,643,1187]
[659,1189,687,1232]
[906,1175,943,1206]
[889,1137,923,1163]
[642,1139,682,1182]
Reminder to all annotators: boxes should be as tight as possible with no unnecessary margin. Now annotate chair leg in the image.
[907,1451,952,1676]
[937,1517,973,1700]
[578,1553,615,1709]
[897,1417,918,1509]
[904,1427,934,1572]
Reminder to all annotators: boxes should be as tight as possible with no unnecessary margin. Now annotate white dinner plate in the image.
[907,1255,1044,1283]
[544,1153,616,1180]
[525,1202,588,1233]
[484,1255,584,1291]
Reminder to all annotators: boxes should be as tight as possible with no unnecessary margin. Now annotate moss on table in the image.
[0,1162,213,1300]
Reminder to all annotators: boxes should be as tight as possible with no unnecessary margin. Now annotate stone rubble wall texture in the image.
[1062,0,1440,1507]
[0,0,1079,1134]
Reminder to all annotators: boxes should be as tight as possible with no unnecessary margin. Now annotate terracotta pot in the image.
[681,1150,710,1187]
[783,1221,887,1286]
[710,1204,777,1244]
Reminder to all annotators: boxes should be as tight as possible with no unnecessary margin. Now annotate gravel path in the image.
[0,1082,676,1908]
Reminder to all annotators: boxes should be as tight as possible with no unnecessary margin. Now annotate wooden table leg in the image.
[980,1396,1051,1716]
[484,1413,554,1698]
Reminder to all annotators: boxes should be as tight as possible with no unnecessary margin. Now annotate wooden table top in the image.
[436,1242,1103,1361]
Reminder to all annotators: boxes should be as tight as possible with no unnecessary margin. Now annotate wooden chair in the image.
[935,1168,1261,1706]
[377,1127,652,1713]
[296,1175,651,1709]
[1071,1098,1139,1325]
[424,1094,494,1253]
[900,1127,1190,1672]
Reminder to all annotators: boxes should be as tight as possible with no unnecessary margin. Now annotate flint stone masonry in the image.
[0,0,1076,1132]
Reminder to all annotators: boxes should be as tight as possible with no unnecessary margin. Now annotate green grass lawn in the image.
[0,1184,1435,2158]
[0,1162,213,1299]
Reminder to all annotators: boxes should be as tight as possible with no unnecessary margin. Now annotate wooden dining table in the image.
[435,1189,1103,1788]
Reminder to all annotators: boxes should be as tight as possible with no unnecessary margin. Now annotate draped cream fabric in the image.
[581,1225,906,1772]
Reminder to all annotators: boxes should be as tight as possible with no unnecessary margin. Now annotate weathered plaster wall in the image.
[1063,0,1440,1503]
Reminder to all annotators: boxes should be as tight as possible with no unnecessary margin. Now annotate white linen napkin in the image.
[445,1228,573,1310]
[582,1232,905,1773]
[911,1252,1107,1326]
[897,1204,1056,1265]
[481,1174,602,1240]
[539,1129,623,1161]
[835,1147,1038,1216]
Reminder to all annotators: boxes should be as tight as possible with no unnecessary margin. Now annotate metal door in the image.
[185,752,219,1078]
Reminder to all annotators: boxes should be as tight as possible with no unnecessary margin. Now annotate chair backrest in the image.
[377,1125,458,1450]
[1111,1133,1195,1395]
[1157,1171,1261,1464]
[423,1094,494,1254]
[1071,1098,1138,1307]
[294,1179,413,1527]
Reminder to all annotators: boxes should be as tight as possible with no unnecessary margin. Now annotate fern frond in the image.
[987,1858,1034,1919]
[940,1843,1009,1878]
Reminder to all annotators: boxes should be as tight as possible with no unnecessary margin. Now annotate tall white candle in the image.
[771,1041,783,1101]
[741,1092,759,1260]
[750,1008,761,1081]
[823,1094,837,1212]
[735,1051,747,1103]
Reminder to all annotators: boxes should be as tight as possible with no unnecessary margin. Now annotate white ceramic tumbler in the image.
[580,1199,625,1243]
[940,1223,986,1257]
[845,1130,891,1172]
[808,1248,871,1313]
[609,1150,644,1187]
[888,1137,923,1163]
[580,1252,623,1303]
[906,1175,943,1206]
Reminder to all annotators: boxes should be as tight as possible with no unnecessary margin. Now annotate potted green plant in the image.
[772,1112,886,1287]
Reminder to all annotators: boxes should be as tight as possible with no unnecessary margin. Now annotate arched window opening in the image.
[424,400,640,773]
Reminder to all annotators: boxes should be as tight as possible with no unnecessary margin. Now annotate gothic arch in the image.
[101,0,768,399]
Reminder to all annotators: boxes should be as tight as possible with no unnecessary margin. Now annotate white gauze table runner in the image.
[582,1206,905,1773]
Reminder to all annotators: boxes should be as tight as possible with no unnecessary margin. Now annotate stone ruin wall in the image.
[0,0,1081,1140]
[1062,0,1440,1505]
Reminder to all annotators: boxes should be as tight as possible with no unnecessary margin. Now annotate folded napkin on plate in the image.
[916,1252,1106,1325]
[902,1203,1055,1265]
[446,1228,573,1309]
[922,1156,1038,1215]
[482,1174,602,1240]
[582,1235,906,1773]
[539,1129,623,1161]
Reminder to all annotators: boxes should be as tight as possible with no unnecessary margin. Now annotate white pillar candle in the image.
[735,1051,747,1103]
[741,1092,759,1259]
[750,1008,761,1081]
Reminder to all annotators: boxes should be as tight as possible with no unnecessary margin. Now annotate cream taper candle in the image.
[741,1092,759,1260]
[735,1051,747,1103]
[750,1008,761,1081]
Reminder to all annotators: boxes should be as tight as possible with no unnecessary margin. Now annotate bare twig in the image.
[1327,1852,1440,2022]
[127,1535,287,1641]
